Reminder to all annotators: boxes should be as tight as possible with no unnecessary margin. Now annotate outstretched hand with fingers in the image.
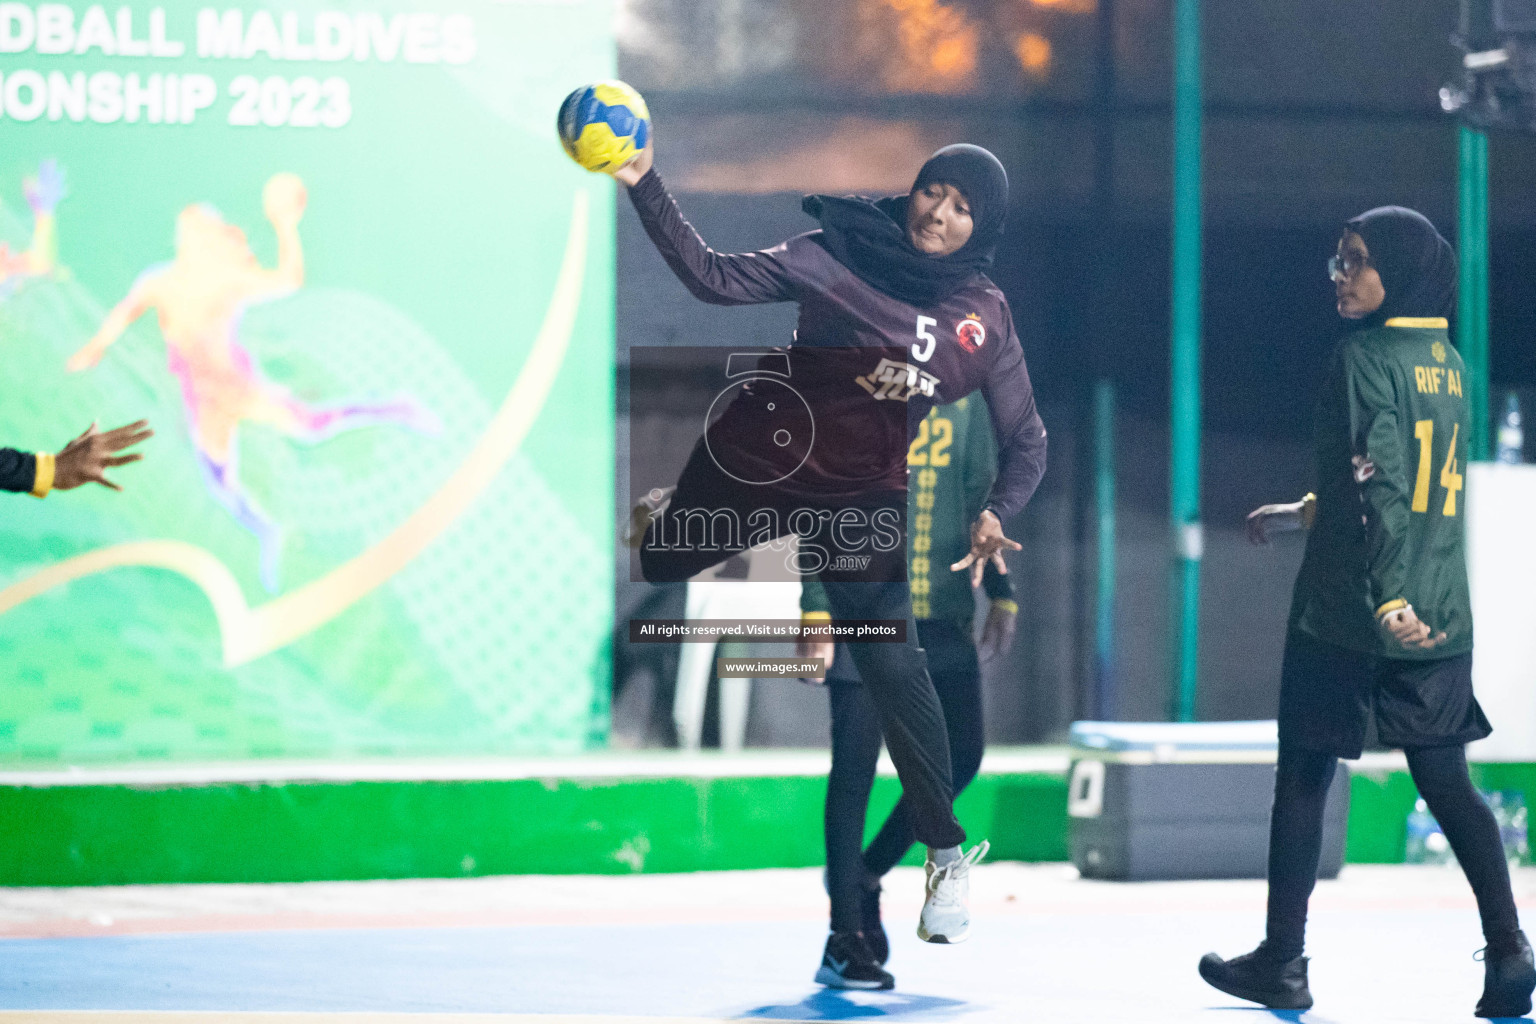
[54,420,152,491]
[951,509,1021,588]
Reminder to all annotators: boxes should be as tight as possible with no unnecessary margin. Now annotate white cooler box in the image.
[1067,721,1350,881]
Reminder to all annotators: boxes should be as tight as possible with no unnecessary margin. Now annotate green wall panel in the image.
[0,772,1068,886]
[9,763,1529,886]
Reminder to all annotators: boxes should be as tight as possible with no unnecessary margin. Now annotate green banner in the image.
[0,0,615,764]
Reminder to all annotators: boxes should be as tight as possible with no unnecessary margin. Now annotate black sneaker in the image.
[814,930,895,990]
[861,884,889,966]
[1198,942,1313,1010]
[1476,930,1536,1018]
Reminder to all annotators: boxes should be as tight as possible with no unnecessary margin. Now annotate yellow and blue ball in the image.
[557,81,651,174]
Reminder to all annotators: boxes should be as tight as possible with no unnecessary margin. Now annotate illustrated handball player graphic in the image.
[617,135,1046,945]
[69,173,437,592]
[0,159,64,299]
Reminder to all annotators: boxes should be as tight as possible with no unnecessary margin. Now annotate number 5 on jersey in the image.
[912,316,938,362]
[1411,419,1463,516]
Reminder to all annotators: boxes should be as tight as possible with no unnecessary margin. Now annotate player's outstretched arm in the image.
[52,420,153,492]
[1245,494,1313,545]
[963,398,1019,667]
[68,282,154,371]
[614,135,800,306]
[260,173,307,293]
[977,314,1048,524]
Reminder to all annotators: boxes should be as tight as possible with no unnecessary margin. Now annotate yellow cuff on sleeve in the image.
[30,452,55,499]
[800,611,832,625]
[1300,493,1316,529]
[1375,598,1408,619]
[990,598,1019,615]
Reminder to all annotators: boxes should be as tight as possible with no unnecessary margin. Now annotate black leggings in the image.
[824,620,984,933]
[1266,743,1520,958]
[642,442,965,851]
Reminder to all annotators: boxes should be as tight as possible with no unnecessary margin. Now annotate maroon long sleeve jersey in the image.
[628,169,1047,523]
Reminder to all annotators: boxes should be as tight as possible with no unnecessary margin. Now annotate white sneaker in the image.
[917,840,989,944]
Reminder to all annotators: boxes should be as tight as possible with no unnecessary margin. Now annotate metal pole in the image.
[1169,0,1203,722]
[1094,379,1118,719]
[1093,0,1117,216]
[1086,0,1118,721]
[1458,125,1491,460]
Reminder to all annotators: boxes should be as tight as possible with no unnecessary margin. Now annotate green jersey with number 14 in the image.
[1288,318,1472,660]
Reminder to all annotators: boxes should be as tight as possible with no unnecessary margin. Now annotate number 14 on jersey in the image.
[1412,419,1463,516]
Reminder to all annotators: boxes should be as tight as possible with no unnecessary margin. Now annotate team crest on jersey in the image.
[1432,341,1447,364]
[955,314,986,353]
[856,358,941,402]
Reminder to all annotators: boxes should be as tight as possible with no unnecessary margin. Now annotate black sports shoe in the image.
[1476,930,1536,1018]
[861,884,889,966]
[814,930,894,990]
[1198,942,1313,1010]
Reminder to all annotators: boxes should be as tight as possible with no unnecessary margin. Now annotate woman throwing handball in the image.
[1199,207,1534,1018]
[613,131,1046,946]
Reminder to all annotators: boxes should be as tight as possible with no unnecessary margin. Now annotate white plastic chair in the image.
[673,557,802,752]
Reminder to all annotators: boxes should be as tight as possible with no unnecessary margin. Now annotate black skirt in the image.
[1278,630,1491,760]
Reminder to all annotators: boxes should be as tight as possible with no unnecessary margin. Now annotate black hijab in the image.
[802,144,1009,306]
[1344,206,1457,324]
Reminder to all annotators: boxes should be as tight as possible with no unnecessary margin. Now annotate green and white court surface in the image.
[2,863,1534,1024]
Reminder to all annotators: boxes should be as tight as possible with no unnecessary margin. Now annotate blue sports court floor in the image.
[2,864,1534,1023]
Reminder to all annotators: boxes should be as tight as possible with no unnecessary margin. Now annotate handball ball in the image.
[557,80,651,174]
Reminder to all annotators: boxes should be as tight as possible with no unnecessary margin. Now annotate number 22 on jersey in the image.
[1411,419,1463,516]
[909,416,953,467]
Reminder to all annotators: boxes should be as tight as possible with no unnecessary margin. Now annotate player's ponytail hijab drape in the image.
[1345,206,1457,324]
[801,143,1010,306]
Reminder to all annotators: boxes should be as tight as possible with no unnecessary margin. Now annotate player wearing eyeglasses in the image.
[1199,207,1534,1019]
